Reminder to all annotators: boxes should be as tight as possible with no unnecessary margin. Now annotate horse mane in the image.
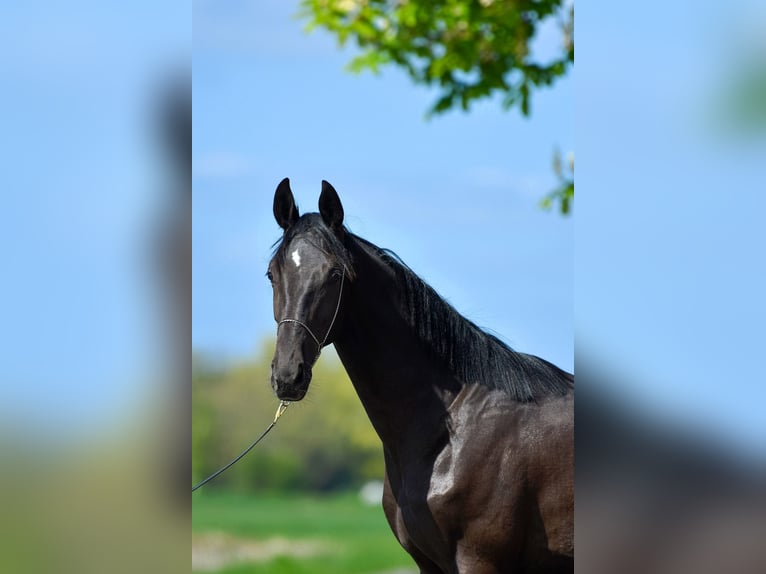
[273,214,573,402]
[349,234,573,402]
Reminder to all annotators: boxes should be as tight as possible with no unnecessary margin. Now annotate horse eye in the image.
[266,270,273,282]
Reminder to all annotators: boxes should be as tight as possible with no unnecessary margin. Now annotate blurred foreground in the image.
[192,492,413,573]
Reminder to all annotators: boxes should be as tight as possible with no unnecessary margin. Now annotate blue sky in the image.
[193,0,574,371]
[577,0,766,457]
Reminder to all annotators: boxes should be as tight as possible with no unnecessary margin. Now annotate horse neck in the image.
[332,239,460,457]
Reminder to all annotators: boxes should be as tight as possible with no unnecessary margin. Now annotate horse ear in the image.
[273,177,299,230]
[319,180,344,230]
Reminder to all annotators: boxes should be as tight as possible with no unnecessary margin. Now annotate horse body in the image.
[267,179,573,573]
[381,390,574,574]
[333,238,574,573]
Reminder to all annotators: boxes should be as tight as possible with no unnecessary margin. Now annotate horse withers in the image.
[267,178,574,574]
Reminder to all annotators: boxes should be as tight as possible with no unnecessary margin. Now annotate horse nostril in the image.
[295,362,304,381]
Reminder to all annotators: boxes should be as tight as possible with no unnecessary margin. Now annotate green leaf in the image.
[298,0,573,117]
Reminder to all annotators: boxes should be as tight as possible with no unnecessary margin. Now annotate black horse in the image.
[267,178,574,574]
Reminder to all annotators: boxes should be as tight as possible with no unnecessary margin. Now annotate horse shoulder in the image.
[443,386,574,568]
[425,387,529,553]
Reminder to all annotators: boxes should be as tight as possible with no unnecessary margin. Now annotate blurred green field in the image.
[192,492,415,574]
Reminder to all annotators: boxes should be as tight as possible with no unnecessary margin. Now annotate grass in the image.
[192,491,415,574]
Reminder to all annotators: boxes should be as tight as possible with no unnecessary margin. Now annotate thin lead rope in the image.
[191,401,290,492]
[277,265,346,364]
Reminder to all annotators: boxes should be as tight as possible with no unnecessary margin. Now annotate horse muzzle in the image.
[270,361,311,401]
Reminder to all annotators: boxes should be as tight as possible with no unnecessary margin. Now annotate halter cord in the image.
[277,265,346,365]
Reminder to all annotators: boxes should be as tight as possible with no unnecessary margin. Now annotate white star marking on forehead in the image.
[291,249,301,268]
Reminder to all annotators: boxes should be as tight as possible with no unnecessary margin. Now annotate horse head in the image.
[268,178,350,401]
